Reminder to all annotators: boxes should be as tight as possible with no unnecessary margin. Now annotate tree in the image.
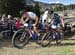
[19,2,41,18]
[0,0,25,16]
[29,2,41,18]
[0,0,8,15]
[34,2,40,18]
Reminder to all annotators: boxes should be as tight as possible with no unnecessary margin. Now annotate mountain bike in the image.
[12,23,46,49]
[41,24,63,47]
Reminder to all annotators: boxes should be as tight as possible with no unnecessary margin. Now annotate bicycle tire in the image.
[12,29,30,49]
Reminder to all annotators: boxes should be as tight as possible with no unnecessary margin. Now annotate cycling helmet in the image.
[53,13,60,19]
[54,13,58,16]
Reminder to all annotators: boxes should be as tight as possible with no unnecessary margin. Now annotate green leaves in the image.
[0,0,25,16]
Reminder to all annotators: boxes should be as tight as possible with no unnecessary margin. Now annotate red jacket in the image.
[16,20,21,29]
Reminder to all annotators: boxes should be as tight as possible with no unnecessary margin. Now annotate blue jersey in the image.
[53,16,61,25]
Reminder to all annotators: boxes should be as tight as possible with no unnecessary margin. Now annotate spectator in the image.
[1,14,8,31]
[15,17,21,30]
[1,14,8,24]
[42,9,49,23]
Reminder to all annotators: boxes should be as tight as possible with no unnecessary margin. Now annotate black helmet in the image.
[53,13,60,19]
[54,13,58,16]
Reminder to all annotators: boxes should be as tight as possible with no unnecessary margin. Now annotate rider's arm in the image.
[21,15,29,24]
[34,17,39,26]
[21,16,24,24]
[24,18,29,23]
[51,19,54,25]
[60,17,64,28]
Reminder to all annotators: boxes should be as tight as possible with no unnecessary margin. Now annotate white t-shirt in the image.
[42,11,48,23]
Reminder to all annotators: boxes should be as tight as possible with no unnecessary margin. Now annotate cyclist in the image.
[41,9,54,31]
[51,13,64,29]
[42,8,54,23]
[51,13,64,43]
[21,10,39,37]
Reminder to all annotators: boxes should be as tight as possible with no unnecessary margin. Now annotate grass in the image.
[30,40,75,55]
[0,39,75,55]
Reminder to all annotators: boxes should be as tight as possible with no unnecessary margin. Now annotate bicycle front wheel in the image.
[41,32,51,47]
[12,29,30,49]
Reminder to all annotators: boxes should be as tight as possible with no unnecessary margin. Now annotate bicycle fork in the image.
[20,31,27,41]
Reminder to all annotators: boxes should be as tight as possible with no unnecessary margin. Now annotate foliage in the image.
[0,0,25,16]
[51,4,75,11]
[34,2,40,18]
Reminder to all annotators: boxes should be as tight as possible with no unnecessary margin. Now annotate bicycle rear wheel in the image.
[36,31,46,44]
[55,32,63,44]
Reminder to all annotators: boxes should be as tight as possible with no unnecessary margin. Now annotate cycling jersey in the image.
[53,15,61,26]
[24,12,37,20]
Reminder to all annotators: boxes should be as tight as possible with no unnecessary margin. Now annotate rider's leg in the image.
[56,24,63,35]
[33,26,40,36]
[57,28,63,36]
[33,26,37,33]
[55,24,63,40]
[56,27,63,40]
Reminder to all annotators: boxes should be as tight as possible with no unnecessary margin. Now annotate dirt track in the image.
[0,37,75,55]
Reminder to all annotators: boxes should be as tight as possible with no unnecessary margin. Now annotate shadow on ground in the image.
[0,31,75,49]
[64,31,75,39]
